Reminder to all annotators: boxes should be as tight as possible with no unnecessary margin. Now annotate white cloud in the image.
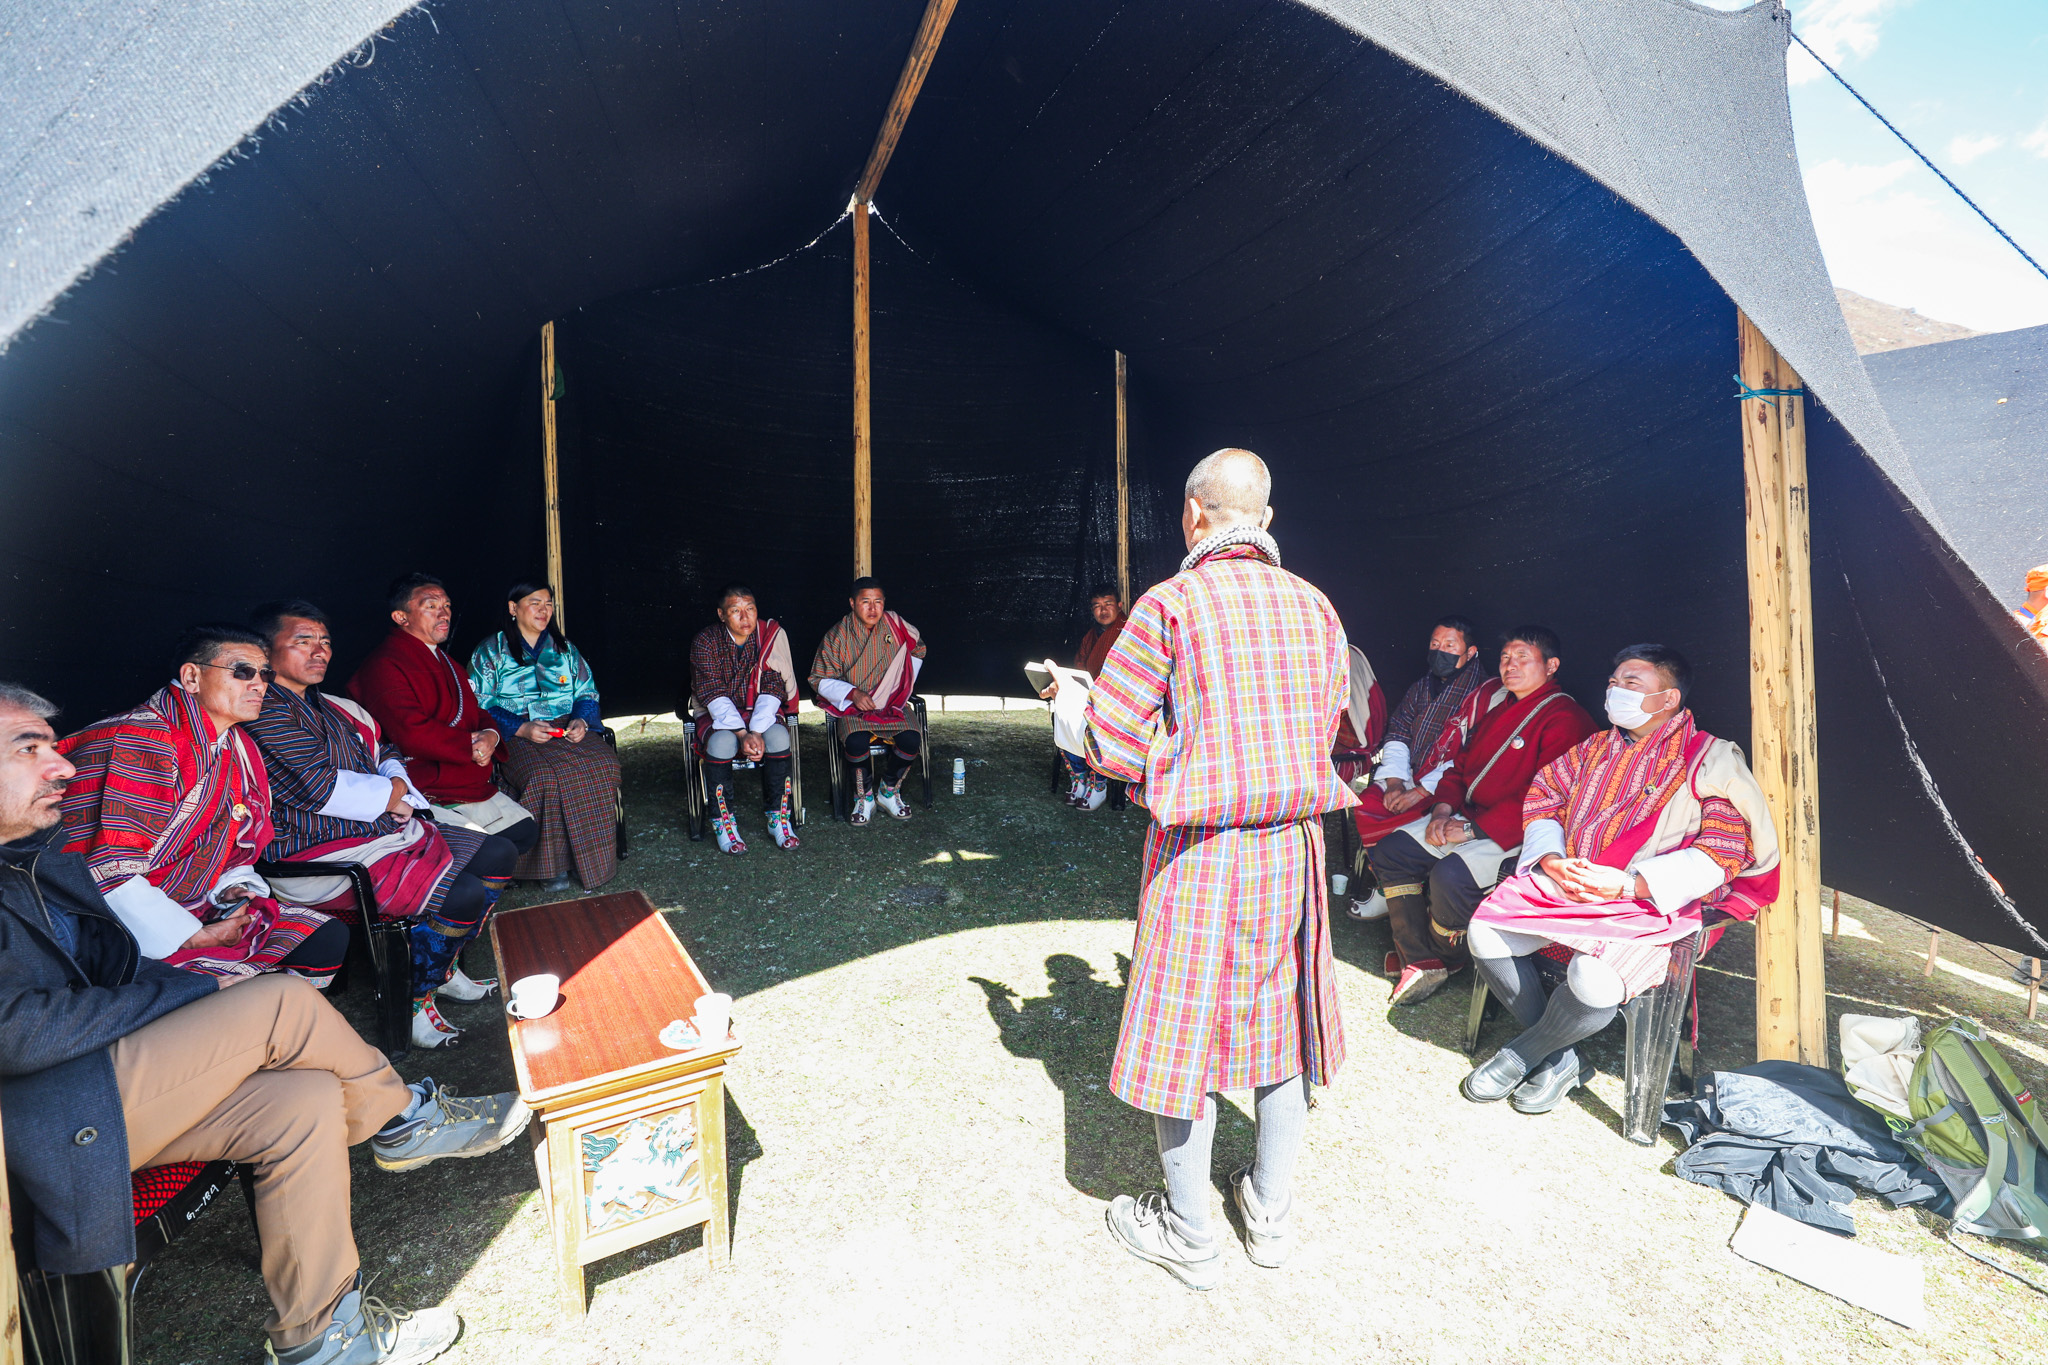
[1946,133,2003,166]
[1804,157,2048,333]
[2024,119,2048,158]
[1787,0,1908,85]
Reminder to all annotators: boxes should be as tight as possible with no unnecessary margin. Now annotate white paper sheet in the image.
[1730,1203,1925,1329]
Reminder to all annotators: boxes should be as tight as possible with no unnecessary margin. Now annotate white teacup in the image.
[1330,873,1350,897]
[507,974,560,1019]
[692,992,732,1047]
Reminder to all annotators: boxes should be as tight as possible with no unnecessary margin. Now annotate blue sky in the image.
[1704,0,2048,334]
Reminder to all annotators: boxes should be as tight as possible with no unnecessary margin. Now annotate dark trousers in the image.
[1368,830,1500,970]
[707,751,793,814]
[843,728,918,788]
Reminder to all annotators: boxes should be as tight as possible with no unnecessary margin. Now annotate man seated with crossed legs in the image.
[1460,644,1780,1116]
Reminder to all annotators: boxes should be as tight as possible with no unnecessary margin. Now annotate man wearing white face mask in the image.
[1459,644,1780,1115]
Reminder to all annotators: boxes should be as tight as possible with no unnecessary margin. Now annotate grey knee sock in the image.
[1250,1074,1307,1217]
[1475,951,1549,1030]
[1153,1101,1218,1240]
[1502,977,1615,1072]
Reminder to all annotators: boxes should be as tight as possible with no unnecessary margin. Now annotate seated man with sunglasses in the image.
[54,624,348,985]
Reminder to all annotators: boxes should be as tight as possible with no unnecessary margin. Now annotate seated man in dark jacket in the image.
[0,681,529,1365]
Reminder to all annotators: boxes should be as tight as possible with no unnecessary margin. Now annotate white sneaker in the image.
[410,999,461,1050]
[1105,1192,1222,1290]
[876,783,912,821]
[1230,1165,1296,1268]
[1347,890,1388,920]
[435,965,498,1002]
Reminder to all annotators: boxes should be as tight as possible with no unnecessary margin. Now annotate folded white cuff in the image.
[1374,740,1413,785]
[815,677,854,709]
[1418,760,1451,794]
[1516,819,1567,874]
[210,866,271,907]
[1632,847,1727,914]
[747,694,782,732]
[375,758,431,808]
[706,696,745,730]
[910,657,923,687]
[319,768,394,824]
[103,876,203,959]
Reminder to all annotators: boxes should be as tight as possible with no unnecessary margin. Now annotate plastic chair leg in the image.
[1621,938,1699,1145]
[1463,974,1490,1055]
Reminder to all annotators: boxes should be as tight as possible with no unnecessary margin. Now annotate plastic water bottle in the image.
[952,757,967,795]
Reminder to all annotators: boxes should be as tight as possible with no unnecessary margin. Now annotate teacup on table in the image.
[508,973,561,1019]
[693,992,732,1047]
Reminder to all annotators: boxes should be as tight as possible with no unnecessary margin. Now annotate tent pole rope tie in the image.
[1790,28,2048,287]
[1733,374,1804,408]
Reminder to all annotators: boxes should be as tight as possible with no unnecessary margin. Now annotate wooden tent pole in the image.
[853,203,873,578]
[1738,309,1826,1065]
[848,0,958,580]
[541,320,565,630]
[1115,350,1130,605]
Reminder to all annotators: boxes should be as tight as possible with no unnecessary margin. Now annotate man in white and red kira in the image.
[1458,643,1780,1116]
[688,584,800,854]
[1367,626,1597,1007]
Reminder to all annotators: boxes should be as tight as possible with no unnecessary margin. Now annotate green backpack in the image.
[1900,1018,2048,1289]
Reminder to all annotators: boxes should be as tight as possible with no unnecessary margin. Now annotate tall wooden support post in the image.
[541,320,566,630]
[1114,350,1130,605]
[852,203,874,579]
[1738,310,1826,1065]
[0,1100,19,1365]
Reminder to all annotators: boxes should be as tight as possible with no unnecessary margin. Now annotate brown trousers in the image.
[113,973,411,1348]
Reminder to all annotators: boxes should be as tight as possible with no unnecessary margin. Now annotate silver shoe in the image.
[372,1078,530,1172]
[266,1279,460,1365]
[1229,1165,1296,1268]
[1105,1192,1222,1289]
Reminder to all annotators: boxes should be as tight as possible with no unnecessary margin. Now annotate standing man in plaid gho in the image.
[1083,448,1353,1289]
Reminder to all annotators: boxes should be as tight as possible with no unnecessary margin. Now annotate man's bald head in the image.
[1187,450,1261,548]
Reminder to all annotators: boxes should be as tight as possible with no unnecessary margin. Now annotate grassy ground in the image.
[134,711,2048,1364]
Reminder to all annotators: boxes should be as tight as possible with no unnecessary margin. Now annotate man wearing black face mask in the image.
[1344,616,1490,919]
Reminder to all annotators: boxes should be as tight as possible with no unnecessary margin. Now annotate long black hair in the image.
[503,580,567,663]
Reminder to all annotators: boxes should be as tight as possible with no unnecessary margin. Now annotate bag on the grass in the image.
[1896,1017,2048,1287]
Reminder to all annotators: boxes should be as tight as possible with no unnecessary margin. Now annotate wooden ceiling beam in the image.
[854,0,961,205]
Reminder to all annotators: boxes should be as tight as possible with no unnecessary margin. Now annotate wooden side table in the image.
[491,891,742,1317]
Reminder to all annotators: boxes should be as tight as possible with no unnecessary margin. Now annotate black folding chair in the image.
[677,693,805,843]
[824,696,932,822]
[253,859,407,1059]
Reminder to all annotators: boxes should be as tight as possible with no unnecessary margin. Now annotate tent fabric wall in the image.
[0,0,2042,952]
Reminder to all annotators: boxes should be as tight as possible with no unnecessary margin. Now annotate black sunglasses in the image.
[198,661,276,684]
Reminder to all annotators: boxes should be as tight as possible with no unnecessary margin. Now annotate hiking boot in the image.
[266,1279,460,1365]
[434,965,497,1002]
[372,1078,531,1172]
[1388,960,1451,1006]
[877,781,913,821]
[1347,890,1388,920]
[1461,1050,1531,1104]
[1510,1051,1592,1114]
[1105,1192,1222,1290]
[410,998,460,1050]
[1229,1165,1296,1269]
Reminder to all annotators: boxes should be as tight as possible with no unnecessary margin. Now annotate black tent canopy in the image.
[2,0,2044,969]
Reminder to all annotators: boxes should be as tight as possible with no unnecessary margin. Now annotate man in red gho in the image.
[1084,448,1353,1290]
[1051,584,1129,810]
[688,584,800,854]
[347,573,539,856]
[1461,644,1780,1115]
[1368,626,1596,1007]
[1344,615,1488,920]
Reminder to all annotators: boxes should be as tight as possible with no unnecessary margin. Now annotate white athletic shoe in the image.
[1230,1165,1297,1268]
[1347,890,1388,920]
[435,965,498,1002]
[1105,1192,1222,1290]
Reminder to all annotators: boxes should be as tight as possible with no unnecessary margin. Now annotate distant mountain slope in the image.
[1836,288,1979,355]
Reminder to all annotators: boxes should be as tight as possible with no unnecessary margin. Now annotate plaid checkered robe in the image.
[1084,535,1356,1119]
